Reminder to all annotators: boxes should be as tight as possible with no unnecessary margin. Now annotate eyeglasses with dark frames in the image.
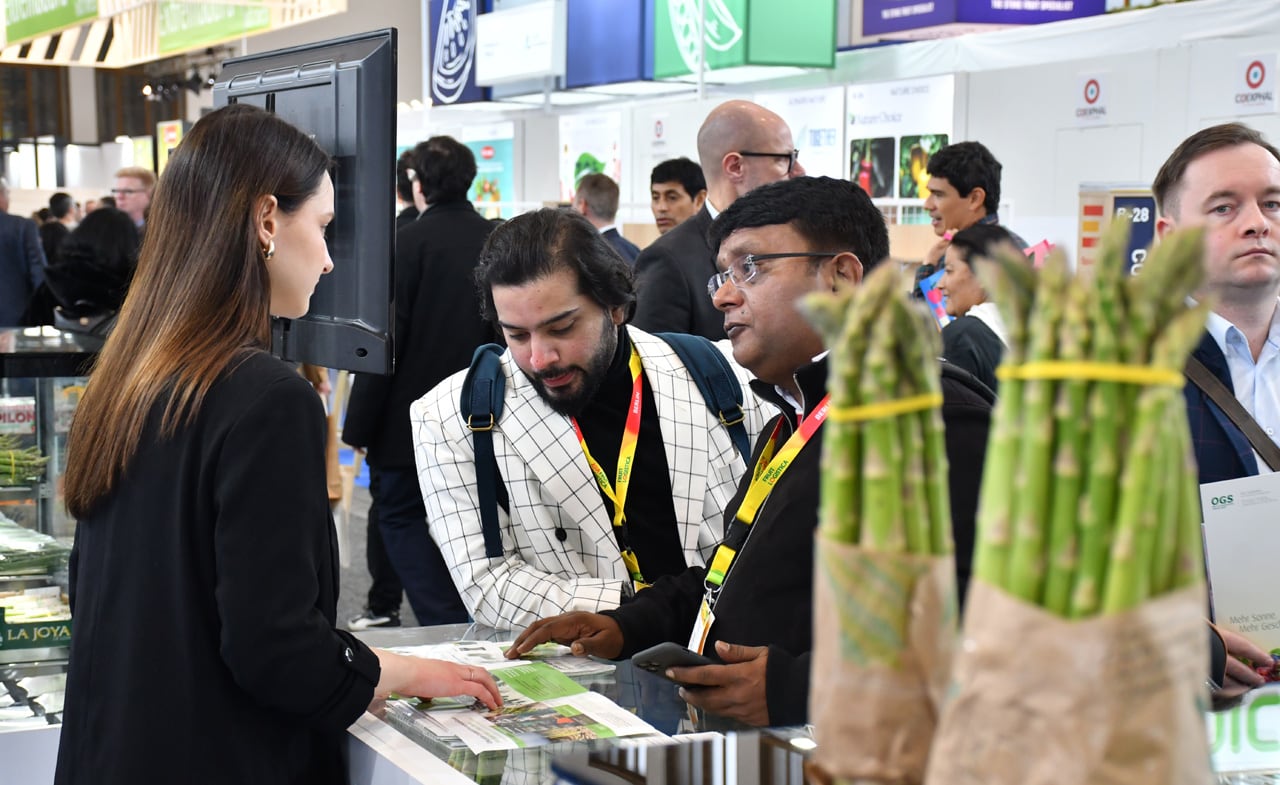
[707,252,839,297]
[736,149,800,174]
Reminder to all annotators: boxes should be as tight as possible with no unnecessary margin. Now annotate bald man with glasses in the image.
[631,100,806,341]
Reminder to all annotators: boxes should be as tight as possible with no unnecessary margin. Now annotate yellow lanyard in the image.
[570,344,648,589]
[704,394,831,588]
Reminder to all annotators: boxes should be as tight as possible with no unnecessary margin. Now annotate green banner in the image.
[157,2,270,55]
[653,0,836,79]
[654,0,747,79]
[745,0,836,69]
[5,0,98,45]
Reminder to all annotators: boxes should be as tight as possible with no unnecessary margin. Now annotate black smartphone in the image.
[630,642,716,686]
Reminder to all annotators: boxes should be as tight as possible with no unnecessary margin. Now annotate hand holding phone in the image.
[630,642,716,686]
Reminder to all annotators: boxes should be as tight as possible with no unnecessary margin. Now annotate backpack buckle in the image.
[467,414,495,432]
[718,407,745,427]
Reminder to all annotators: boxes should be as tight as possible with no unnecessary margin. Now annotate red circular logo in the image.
[1247,60,1266,89]
[654,120,664,139]
[1084,79,1101,105]
[481,145,495,160]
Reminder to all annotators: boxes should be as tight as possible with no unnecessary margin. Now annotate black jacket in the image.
[395,204,420,232]
[631,206,725,340]
[604,357,993,725]
[344,199,497,467]
[56,352,380,785]
[941,314,1003,394]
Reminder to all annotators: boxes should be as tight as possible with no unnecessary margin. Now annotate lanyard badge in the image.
[702,394,832,602]
[571,344,648,590]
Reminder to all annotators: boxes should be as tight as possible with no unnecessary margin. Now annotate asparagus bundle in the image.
[971,220,1208,614]
[0,435,49,486]
[926,221,1214,785]
[803,264,956,784]
[0,517,70,575]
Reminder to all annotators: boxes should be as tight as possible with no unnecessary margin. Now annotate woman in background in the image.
[55,103,499,785]
[935,223,1019,393]
[24,207,140,333]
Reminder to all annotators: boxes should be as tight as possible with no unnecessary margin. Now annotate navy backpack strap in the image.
[459,343,508,558]
[655,332,751,462]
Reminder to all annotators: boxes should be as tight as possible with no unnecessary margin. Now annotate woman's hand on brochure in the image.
[507,613,623,660]
[1219,627,1271,697]
[671,640,770,727]
[372,649,503,709]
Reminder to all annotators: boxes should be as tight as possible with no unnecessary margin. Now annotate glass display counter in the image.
[349,623,788,785]
[0,326,98,751]
[350,624,1280,785]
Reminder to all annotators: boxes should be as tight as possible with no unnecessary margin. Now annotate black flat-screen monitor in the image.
[213,28,397,374]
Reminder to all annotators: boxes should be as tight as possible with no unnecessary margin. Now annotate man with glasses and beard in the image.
[411,209,777,631]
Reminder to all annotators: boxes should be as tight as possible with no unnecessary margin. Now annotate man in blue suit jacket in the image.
[572,173,640,266]
[0,179,47,326]
[1155,123,1280,483]
[1153,122,1280,697]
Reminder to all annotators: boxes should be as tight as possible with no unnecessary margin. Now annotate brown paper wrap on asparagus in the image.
[925,221,1214,785]
[803,265,958,784]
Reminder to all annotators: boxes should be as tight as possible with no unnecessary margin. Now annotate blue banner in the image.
[864,0,1104,37]
[429,0,487,105]
[565,0,650,88]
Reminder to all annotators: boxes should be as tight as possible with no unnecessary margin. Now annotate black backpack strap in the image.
[459,343,508,558]
[655,332,751,462]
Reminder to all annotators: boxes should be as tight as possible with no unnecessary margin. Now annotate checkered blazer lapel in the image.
[630,330,712,558]
[496,331,716,564]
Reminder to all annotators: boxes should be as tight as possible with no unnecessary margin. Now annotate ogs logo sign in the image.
[1211,495,1235,510]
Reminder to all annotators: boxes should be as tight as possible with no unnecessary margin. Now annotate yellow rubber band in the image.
[827,393,943,423]
[996,361,1183,387]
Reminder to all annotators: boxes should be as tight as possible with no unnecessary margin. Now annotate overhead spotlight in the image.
[141,82,153,97]
[203,72,216,88]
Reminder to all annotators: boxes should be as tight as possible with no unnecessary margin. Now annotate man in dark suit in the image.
[39,192,75,266]
[572,173,640,265]
[0,178,47,326]
[650,156,706,236]
[394,149,420,232]
[1153,121,1280,697]
[632,100,806,340]
[344,135,497,628]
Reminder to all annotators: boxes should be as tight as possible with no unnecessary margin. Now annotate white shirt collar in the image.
[705,199,722,220]
[1203,299,1280,356]
[772,351,829,416]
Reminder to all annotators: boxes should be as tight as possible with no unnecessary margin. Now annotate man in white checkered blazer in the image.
[411,209,776,631]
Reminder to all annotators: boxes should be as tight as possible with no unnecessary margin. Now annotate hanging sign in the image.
[429,0,484,105]
[5,0,97,45]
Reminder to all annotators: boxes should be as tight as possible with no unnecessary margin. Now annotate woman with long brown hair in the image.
[54,103,499,784]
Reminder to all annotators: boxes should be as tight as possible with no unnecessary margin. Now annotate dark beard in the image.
[527,315,619,417]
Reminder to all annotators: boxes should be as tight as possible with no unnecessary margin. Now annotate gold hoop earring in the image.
[262,239,275,261]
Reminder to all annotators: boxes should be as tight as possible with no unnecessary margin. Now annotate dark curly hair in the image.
[475,208,636,325]
[926,141,1003,215]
